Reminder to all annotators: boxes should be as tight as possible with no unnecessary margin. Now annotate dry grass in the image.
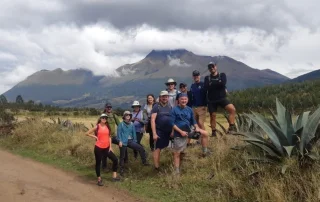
[1,114,320,202]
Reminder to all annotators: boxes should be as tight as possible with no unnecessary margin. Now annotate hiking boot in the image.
[143,162,151,166]
[112,177,121,182]
[211,130,217,137]
[228,125,237,134]
[201,150,212,158]
[120,169,124,176]
[97,179,103,186]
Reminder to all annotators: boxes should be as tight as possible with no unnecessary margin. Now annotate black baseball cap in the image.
[105,103,112,108]
[179,82,187,88]
[192,70,200,76]
[208,62,216,69]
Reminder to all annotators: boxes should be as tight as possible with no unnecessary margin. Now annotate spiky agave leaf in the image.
[283,146,295,157]
[246,112,284,155]
[294,111,310,132]
[216,121,228,134]
[299,107,320,155]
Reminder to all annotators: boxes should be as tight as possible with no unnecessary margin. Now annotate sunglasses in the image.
[106,106,112,109]
[208,65,215,69]
[167,83,175,86]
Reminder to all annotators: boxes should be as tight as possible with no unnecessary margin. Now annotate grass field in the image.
[1,113,320,202]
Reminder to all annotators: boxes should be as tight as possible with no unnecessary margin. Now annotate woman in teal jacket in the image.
[117,111,150,175]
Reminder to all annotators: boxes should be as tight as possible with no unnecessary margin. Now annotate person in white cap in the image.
[117,111,150,176]
[131,100,148,159]
[165,78,180,107]
[151,90,173,171]
[85,113,120,186]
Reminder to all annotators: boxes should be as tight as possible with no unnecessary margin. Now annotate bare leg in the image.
[173,152,181,173]
[210,112,217,130]
[225,104,236,125]
[153,149,161,168]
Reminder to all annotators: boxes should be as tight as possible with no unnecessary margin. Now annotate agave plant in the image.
[236,98,320,162]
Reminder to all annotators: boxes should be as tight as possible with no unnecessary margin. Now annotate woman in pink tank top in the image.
[85,113,120,186]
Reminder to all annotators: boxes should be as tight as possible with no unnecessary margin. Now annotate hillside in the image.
[290,69,320,82]
[4,49,289,108]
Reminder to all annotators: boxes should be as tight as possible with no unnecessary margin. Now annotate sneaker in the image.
[112,177,120,182]
[228,125,237,134]
[211,130,217,137]
[97,179,103,186]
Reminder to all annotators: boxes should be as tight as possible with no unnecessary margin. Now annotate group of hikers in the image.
[85,62,237,186]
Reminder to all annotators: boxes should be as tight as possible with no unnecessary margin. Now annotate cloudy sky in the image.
[0,0,319,94]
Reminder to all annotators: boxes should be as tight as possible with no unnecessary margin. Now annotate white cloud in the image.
[0,0,319,94]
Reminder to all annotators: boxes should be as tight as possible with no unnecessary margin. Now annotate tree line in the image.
[1,78,319,116]
[229,79,320,113]
[0,94,124,116]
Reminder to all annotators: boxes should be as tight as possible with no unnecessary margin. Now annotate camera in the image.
[187,131,201,140]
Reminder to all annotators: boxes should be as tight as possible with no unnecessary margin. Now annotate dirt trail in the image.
[0,149,140,202]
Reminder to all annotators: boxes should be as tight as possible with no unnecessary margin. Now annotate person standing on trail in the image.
[85,113,120,186]
[101,103,128,170]
[171,93,209,174]
[165,78,180,107]
[131,100,148,159]
[204,62,237,136]
[151,91,173,171]
[143,94,156,151]
[117,111,150,176]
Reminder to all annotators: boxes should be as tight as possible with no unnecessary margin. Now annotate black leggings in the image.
[94,146,118,177]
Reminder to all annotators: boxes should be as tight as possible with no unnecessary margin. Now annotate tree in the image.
[0,94,8,104]
[16,95,24,104]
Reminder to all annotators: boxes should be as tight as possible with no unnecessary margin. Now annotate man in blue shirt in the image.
[190,70,207,131]
[171,93,209,174]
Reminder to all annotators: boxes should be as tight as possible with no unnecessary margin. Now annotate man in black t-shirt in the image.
[204,62,237,136]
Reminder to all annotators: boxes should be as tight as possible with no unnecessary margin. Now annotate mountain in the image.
[290,69,320,82]
[4,49,289,108]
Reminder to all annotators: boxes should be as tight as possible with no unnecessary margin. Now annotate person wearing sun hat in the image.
[131,100,148,159]
[165,78,180,107]
[117,111,150,176]
[85,113,120,186]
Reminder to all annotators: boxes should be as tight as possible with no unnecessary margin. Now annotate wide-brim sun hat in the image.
[131,100,141,108]
[159,90,169,96]
[165,78,177,86]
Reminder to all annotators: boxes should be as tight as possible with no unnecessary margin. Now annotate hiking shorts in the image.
[155,129,171,150]
[172,137,188,153]
[193,106,207,125]
[208,99,231,113]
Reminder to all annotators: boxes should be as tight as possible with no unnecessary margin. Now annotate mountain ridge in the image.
[4,49,291,108]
